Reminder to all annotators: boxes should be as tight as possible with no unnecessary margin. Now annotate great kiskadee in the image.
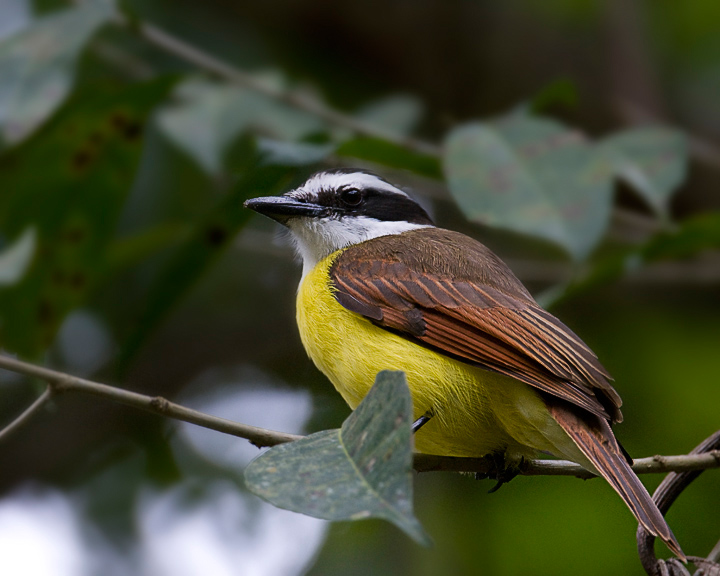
[245,168,683,558]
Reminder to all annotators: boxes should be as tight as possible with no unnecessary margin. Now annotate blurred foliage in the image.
[0,0,114,148]
[0,0,719,575]
[0,79,174,357]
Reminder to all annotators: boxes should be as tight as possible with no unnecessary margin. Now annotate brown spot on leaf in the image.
[123,122,142,141]
[72,149,94,171]
[109,111,142,141]
[69,271,87,290]
[110,111,130,131]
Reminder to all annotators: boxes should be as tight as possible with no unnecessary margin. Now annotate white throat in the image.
[287,216,432,279]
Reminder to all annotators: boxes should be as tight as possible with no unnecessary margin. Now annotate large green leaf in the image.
[245,370,431,546]
[156,77,324,175]
[353,94,423,137]
[444,114,613,260]
[597,127,688,219]
[0,79,174,357]
[0,0,115,149]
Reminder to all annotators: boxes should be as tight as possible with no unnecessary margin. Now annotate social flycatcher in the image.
[245,168,683,558]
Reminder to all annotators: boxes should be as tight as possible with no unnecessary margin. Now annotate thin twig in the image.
[637,430,720,575]
[1,354,719,478]
[708,538,720,565]
[0,355,300,448]
[0,385,53,442]
[117,16,440,158]
[413,451,720,477]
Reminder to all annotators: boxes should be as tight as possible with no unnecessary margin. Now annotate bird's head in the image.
[244,169,434,275]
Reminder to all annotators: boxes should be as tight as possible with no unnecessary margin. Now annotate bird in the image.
[244,168,683,558]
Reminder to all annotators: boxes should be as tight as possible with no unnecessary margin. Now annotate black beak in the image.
[243,196,331,224]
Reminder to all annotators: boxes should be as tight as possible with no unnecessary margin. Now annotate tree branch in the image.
[637,430,720,575]
[412,451,720,478]
[0,385,53,442]
[114,15,440,158]
[0,355,300,448]
[2,354,719,479]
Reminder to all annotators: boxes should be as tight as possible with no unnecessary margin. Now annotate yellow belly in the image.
[296,252,580,460]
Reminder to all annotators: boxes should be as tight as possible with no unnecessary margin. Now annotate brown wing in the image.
[329,228,622,422]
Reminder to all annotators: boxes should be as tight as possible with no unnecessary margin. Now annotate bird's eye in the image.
[340,188,363,207]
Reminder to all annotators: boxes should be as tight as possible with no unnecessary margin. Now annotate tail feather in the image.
[547,402,685,561]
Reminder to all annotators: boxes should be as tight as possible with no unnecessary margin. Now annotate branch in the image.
[0,355,300,448]
[0,385,53,442]
[2,354,719,479]
[113,15,441,158]
[637,430,720,576]
[413,451,720,478]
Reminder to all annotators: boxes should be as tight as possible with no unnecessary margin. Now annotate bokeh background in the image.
[0,1,719,575]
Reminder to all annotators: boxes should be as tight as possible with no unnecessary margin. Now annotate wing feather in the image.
[329,228,622,422]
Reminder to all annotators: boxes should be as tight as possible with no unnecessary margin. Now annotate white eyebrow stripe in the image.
[299,172,409,198]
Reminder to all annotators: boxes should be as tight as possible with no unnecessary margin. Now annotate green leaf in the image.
[244,370,431,546]
[156,77,324,175]
[0,227,36,286]
[337,137,443,180]
[529,78,578,114]
[354,95,423,137]
[443,114,613,260]
[544,213,720,307]
[597,127,688,218]
[0,79,174,357]
[0,0,115,149]
[641,212,720,261]
[257,138,334,166]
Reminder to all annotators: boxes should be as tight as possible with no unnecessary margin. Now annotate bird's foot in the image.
[475,453,524,493]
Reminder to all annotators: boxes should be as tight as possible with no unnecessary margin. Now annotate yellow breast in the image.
[296,251,578,460]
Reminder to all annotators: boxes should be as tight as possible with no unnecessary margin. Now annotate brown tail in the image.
[547,402,685,560]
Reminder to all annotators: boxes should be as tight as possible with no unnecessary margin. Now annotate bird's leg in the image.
[411,410,434,434]
[476,452,524,492]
